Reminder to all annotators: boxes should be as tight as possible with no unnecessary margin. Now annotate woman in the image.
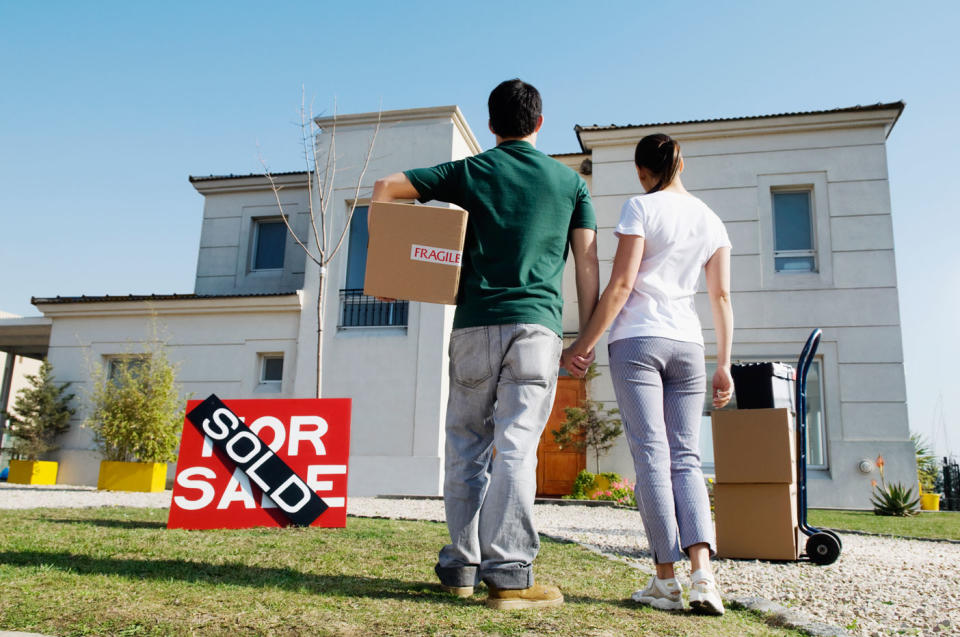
[561,134,733,615]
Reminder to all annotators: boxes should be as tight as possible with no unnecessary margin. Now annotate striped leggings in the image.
[609,336,715,564]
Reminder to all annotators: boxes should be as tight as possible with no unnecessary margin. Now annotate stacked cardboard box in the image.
[711,408,801,560]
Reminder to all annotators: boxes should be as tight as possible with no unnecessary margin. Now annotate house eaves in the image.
[32,292,303,318]
[189,171,309,195]
[574,101,905,152]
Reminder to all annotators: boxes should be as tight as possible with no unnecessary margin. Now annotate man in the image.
[371,79,598,609]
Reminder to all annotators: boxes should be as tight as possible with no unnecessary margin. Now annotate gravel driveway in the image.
[1,484,957,637]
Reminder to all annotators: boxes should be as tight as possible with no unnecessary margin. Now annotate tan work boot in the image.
[485,583,564,609]
[439,584,474,598]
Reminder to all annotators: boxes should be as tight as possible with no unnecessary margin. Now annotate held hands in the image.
[560,345,594,378]
[712,365,733,409]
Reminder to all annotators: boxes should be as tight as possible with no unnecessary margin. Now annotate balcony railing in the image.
[338,289,408,328]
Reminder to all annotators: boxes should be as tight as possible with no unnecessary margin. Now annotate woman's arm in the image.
[561,234,644,376]
[705,246,734,408]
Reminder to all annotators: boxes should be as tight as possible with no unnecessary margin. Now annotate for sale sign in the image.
[167,395,350,530]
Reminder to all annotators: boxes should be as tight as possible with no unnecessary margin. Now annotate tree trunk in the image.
[316,269,325,399]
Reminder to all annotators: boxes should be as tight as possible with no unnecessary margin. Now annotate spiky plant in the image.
[870,454,920,516]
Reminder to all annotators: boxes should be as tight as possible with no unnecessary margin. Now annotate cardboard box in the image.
[714,483,800,560]
[711,408,796,484]
[363,202,468,305]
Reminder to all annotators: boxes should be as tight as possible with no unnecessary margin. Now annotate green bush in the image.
[3,360,75,461]
[85,337,186,464]
[566,469,636,507]
[912,433,939,493]
[552,365,622,473]
[569,469,596,500]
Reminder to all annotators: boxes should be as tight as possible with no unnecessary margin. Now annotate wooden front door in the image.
[536,376,587,497]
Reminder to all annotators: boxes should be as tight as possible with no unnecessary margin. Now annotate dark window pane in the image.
[254,221,286,270]
[773,192,813,251]
[263,357,283,382]
[345,207,369,290]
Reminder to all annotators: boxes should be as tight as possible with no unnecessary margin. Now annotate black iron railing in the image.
[338,289,408,328]
[943,458,960,511]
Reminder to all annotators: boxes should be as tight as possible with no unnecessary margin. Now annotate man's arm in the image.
[372,172,420,203]
[568,227,600,371]
[570,228,599,331]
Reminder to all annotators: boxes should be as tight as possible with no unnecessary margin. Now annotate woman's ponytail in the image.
[634,134,682,193]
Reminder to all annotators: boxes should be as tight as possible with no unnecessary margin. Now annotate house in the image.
[0,101,914,508]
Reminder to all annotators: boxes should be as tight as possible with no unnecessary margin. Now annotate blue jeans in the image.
[435,323,562,589]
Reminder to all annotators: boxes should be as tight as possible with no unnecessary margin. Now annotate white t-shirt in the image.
[608,191,731,346]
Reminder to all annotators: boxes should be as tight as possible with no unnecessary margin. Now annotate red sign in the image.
[167,398,351,530]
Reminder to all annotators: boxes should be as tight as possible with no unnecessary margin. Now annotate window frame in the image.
[106,355,149,382]
[259,354,284,385]
[338,201,409,330]
[772,189,817,273]
[250,217,287,272]
[757,172,833,290]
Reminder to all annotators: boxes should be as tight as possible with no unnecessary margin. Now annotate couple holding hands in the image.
[372,78,733,615]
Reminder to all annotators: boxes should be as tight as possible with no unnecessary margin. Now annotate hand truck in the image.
[796,328,842,565]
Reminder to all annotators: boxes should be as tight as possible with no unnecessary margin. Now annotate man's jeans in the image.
[435,323,562,590]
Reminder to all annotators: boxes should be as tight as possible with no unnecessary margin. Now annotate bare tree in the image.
[261,93,380,398]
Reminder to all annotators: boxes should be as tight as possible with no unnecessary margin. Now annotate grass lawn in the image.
[0,508,804,637]
[809,508,960,540]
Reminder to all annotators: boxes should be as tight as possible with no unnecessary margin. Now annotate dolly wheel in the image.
[806,532,841,565]
[821,529,843,550]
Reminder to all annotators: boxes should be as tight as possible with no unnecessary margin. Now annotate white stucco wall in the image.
[295,107,481,496]
[192,174,311,295]
[36,295,302,486]
[568,107,913,509]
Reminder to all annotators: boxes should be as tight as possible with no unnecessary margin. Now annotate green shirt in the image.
[404,140,596,336]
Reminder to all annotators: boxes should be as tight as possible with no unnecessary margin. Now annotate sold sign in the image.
[167,396,351,530]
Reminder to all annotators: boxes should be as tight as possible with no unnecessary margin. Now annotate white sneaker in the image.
[688,569,724,616]
[631,575,684,610]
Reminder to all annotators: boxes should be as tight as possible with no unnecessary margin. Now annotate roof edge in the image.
[575,101,905,149]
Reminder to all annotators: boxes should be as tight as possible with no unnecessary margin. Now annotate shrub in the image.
[569,469,596,500]
[85,335,185,464]
[3,360,75,461]
[566,469,636,507]
[912,433,939,493]
[870,454,919,517]
[552,365,622,473]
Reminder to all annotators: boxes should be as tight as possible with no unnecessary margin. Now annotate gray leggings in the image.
[608,336,716,564]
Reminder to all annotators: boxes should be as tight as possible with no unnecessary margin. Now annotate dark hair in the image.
[634,133,682,193]
[488,79,542,138]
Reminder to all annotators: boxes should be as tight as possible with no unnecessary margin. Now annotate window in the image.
[252,219,286,271]
[701,359,826,471]
[772,191,816,272]
[108,356,147,381]
[339,205,408,328]
[260,355,283,384]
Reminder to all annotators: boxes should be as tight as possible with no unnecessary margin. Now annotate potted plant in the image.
[552,365,623,473]
[3,360,75,485]
[913,433,941,511]
[85,336,185,492]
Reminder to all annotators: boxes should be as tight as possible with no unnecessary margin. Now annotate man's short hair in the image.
[488,79,542,138]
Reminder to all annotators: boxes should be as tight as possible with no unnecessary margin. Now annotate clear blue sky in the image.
[1,1,957,456]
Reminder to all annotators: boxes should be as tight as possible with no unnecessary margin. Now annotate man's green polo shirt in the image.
[404,140,596,336]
